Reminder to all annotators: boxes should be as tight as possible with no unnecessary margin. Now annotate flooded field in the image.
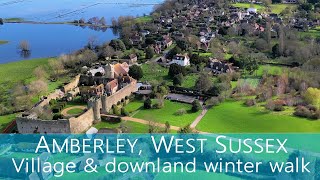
[0,0,163,63]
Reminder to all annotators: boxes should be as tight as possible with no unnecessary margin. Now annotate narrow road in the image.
[150,48,171,63]
[190,106,208,129]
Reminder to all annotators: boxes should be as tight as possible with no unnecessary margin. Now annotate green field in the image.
[196,100,320,133]
[0,58,69,130]
[0,114,16,132]
[232,3,296,14]
[0,58,50,86]
[94,120,150,133]
[299,29,320,38]
[231,78,260,89]
[253,65,286,77]
[128,100,201,127]
[269,4,296,14]
[0,40,8,45]
[135,16,153,23]
[0,58,52,109]
[232,3,265,11]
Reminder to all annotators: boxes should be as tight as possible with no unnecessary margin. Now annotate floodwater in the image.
[0,0,163,63]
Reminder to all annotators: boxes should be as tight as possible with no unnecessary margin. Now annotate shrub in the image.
[53,114,63,120]
[218,95,226,103]
[294,106,320,120]
[153,102,164,109]
[175,108,187,116]
[52,106,61,113]
[144,98,152,109]
[121,108,129,116]
[265,100,275,111]
[231,72,241,81]
[274,104,285,112]
[266,100,285,111]
[192,100,202,112]
[294,106,313,118]
[113,105,121,116]
[206,97,221,106]
[245,99,256,107]
[49,99,57,106]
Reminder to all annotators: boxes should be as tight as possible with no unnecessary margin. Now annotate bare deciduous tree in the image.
[28,80,48,97]
[33,66,48,80]
[18,40,31,58]
[48,59,64,79]
[18,40,30,52]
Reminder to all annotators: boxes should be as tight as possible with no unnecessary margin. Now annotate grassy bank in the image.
[4,18,24,22]
[0,40,9,45]
[196,100,320,133]
[0,114,17,132]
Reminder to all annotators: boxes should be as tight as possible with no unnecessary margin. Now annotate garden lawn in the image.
[181,74,199,89]
[256,65,286,77]
[64,97,87,108]
[132,100,201,127]
[94,121,150,133]
[67,108,84,115]
[140,63,169,83]
[0,114,16,132]
[196,100,320,133]
[125,100,143,114]
[232,78,260,89]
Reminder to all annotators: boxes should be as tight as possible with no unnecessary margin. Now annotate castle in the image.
[16,63,137,134]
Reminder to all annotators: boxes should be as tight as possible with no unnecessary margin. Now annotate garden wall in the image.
[69,108,95,133]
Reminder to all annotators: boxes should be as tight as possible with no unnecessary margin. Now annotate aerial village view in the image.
[0,0,320,134]
[0,0,320,179]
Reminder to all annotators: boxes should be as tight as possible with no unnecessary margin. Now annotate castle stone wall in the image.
[101,81,137,113]
[69,108,95,133]
[16,117,71,134]
[63,75,80,93]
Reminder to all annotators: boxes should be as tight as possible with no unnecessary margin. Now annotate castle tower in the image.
[101,94,108,114]
[104,64,115,79]
[88,97,101,122]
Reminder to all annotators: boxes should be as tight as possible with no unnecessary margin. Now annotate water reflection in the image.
[0,23,119,63]
[19,50,31,59]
